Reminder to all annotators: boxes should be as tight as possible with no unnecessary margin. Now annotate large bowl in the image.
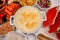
[10,6,47,35]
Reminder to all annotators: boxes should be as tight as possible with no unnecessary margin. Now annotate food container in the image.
[10,6,47,40]
[10,6,47,33]
[36,0,51,11]
[27,33,36,40]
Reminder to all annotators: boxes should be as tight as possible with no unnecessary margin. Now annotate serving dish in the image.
[10,6,46,33]
[9,6,47,40]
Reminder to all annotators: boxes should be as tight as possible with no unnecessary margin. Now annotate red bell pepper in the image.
[49,11,60,33]
[43,6,58,27]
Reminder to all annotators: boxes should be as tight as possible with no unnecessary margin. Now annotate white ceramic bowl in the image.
[10,6,47,35]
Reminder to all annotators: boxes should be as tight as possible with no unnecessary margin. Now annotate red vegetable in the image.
[49,11,60,33]
[4,9,12,16]
[4,2,20,20]
[0,14,4,19]
[43,6,58,27]
[6,6,14,12]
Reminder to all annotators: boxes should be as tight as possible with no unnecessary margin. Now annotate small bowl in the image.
[36,0,51,11]
[27,34,36,40]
